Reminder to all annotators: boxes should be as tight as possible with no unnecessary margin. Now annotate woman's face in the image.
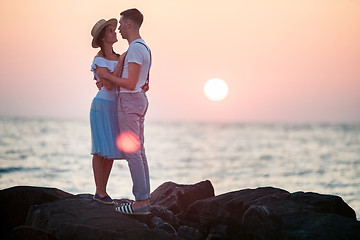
[102,25,118,45]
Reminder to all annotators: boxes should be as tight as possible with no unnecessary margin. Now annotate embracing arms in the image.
[96,62,141,91]
[94,53,126,90]
[95,51,149,91]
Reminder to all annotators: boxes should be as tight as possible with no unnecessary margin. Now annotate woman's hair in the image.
[120,8,143,27]
[95,26,117,58]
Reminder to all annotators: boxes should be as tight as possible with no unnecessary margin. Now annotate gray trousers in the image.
[118,91,150,201]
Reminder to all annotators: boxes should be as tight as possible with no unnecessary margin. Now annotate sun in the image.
[204,78,229,102]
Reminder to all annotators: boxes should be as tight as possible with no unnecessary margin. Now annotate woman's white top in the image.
[91,57,118,101]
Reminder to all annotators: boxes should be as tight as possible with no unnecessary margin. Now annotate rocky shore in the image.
[1,180,359,240]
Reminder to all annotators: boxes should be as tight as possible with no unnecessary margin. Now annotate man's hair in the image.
[120,8,143,28]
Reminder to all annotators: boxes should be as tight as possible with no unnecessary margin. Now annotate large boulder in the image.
[179,187,360,239]
[26,194,173,240]
[0,186,72,239]
[178,187,289,237]
[150,180,215,215]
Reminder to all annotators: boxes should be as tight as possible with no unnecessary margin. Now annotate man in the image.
[95,8,151,215]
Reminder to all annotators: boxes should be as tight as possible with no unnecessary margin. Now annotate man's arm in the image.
[96,62,141,91]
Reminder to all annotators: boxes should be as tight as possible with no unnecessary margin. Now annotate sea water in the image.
[0,117,359,219]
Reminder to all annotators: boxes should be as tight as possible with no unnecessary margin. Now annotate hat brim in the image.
[92,18,118,48]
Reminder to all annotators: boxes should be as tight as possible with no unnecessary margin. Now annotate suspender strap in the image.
[135,42,152,85]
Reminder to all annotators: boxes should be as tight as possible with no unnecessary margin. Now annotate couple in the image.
[89,8,151,215]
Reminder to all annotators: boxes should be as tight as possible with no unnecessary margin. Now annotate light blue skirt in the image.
[90,97,124,159]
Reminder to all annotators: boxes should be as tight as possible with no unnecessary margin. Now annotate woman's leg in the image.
[92,154,107,197]
[102,159,114,196]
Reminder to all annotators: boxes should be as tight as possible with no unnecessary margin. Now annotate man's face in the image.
[118,16,128,39]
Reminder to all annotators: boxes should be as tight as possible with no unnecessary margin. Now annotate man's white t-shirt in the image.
[120,39,151,93]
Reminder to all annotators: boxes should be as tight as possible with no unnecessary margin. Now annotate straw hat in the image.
[91,18,118,48]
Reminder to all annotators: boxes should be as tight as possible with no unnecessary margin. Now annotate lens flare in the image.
[117,131,140,153]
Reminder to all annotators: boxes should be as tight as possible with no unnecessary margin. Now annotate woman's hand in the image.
[113,51,127,78]
[118,51,127,65]
[96,80,104,90]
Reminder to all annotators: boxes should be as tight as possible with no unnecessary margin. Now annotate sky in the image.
[0,0,359,123]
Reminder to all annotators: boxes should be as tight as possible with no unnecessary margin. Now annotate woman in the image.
[90,18,125,204]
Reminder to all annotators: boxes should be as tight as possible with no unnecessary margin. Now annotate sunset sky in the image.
[0,0,359,123]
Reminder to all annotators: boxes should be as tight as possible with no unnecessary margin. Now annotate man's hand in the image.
[96,80,103,90]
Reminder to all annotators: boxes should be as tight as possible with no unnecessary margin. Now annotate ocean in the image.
[0,117,359,219]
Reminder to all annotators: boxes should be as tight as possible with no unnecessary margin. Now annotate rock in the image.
[148,205,179,229]
[150,180,215,215]
[178,187,286,230]
[1,182,360,240]
[9,225,57,240]
[206,224,228,240]
[179,187,360,240]
[290,191,356,218]
[0,186,72,239]
[149,216,177,236]
[177,225,204,240]
[241,205,281,240]
[26,194,173,240]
